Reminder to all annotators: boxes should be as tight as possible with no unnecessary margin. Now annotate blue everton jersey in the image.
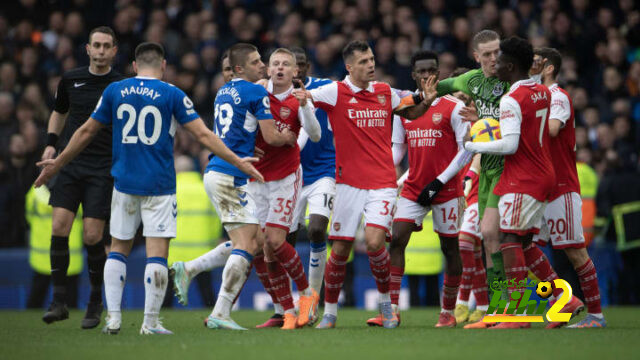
[206,78,272,178]
[91,76,199,196]
[301,76,335,185]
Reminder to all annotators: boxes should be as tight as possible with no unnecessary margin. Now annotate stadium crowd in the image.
[0,0,638,304]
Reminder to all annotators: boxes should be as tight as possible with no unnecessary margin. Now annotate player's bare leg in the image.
[102,237,134,334]
[436,235,462,328]
[207,224,259,330]
[564,247,605,328]
[43,207,75,324]
[317,239,352,329]
[481,207,501,281]
[264,226,318,328]
[81,217,107,329]
[366,221,414,327]
[140,237,172,335]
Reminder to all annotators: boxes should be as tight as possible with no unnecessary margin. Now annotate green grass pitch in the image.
[2,307,639,359]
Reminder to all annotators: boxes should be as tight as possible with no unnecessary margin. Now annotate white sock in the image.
[457,299,469,307]
[379,292,391,303]
[477,305,488,311]
[211,251,251,319]
[143,258,168,328]
[309,242,327,294]
[442,309,453,315]
[274,303,284,315]
[104,252,127,321]
[324,302,338,316]
[185,241,232,276]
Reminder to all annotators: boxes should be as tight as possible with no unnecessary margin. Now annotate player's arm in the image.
[184,118,264,182]
[298,81,337,113]
[548,92,571,137]
[393,75,438,120]
[436,70,473,97]
[35,118,104,187]
[464,96,521,155]
[258,119,297,146]
[293,79,321,142]
[43,76,71,160]
[463,154,481,197]
[298,128,310,150]
[391,115,407,166]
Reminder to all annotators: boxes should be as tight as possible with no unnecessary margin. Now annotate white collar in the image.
[267,79,293,101]
[549,83,558,90]
[135,76,156,80]
[344,75,374,93]
[511,78,536,88]
[231,77,244,82]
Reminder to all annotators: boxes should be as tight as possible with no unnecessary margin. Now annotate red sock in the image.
[458,240,475,302]
[472,249,488,306]
[267,260,294,311]
[253,255,278,306]
[501,242,527,298]
[367,247,391,294]
[442,273,461,311]
[576,258,602,314]
[324,252,348,304]
[523,242,561,297]
[390,266,404,306]
[274,241,309,292]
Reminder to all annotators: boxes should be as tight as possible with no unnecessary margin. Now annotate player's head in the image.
[496,36,534,83]
[133,42,166,76]
[472,30,500,77]
[267,48,297,88]
[342,40,375,84]
[411,50,439,89]
[534,47,562,83]
[291,47,309,81]
[221,50,233,83]
[86,26,117,70]
[229,43,264,83]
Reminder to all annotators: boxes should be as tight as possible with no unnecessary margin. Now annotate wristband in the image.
[46,133,59,148]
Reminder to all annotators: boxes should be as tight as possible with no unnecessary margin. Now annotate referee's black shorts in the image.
[49,160,113,220]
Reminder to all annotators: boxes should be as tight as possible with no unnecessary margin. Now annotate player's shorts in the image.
[477,166,502,219]
[204,171,258,232]
[49,162,113,219]
[291,176,336,232]
[329,184,396,241]
[533,192,585,249]
[394,196,463,236]
[110,187,176,239]
[460,202,482,242]
[248,166,302,232]
[498,193,546,236]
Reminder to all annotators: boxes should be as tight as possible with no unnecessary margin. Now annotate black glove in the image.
[417,179,443,206]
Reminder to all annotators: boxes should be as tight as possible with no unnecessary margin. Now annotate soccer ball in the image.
[470,118,501,142]
[536,281,553,298]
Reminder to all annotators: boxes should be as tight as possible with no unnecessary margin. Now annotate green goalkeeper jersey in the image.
[436,68,510,171]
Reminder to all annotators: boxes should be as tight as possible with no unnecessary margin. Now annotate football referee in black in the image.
[41,26,124,328]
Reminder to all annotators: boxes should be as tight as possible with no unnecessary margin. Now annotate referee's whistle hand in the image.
[41,146,56,161]
[34,159,58,188]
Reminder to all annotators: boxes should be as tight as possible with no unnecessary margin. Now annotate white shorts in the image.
[498,193,546,236]
[291,176,336,232]
[533,192,585,249]
[329,184,397,241]
[248,166,302,231]
[393,196,463,236]
[460,202,482,242]
[110,187,177,239]
[204,171,258,232]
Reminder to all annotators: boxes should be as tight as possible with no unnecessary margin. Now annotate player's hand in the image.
[529,56,547,76]
[463,176,472,197]
[34,159,61,188]
[460,105,478,123]
[41,146,56,161]
[281,128,297,146]
[237,156,265,183]
[421,75,439,105]
[417,179,443,206]
[254,146,265,159]
[293,79,307,106]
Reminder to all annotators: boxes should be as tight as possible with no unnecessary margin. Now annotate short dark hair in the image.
[535,47,562,78]
[411,50,439,69]
[499,36,533,73]
[342,40,370,62]
[472,29,499,50]
[229,43,258,70]
[290,47,307,63]
[89,26,117,46]
[221,50,229,61]
[134,42,165,67]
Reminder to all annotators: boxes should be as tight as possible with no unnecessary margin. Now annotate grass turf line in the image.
[2,307,639,360]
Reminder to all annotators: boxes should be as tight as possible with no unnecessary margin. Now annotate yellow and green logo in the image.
[483,278,574,323]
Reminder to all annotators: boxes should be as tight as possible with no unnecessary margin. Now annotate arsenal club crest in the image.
[280,107,291,119]
[333,222,341,231]
[377,94,386,105]
[432,112,442,124]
